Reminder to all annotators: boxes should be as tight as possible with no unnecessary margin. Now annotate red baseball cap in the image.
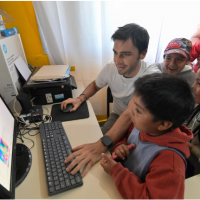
[164,38,192,58]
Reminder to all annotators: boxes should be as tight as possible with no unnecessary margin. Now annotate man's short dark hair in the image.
[134,73,195,130]
[111,23,149,55]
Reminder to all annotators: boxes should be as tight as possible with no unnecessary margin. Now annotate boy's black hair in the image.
[111,23,149,55]
[134,73,195,130]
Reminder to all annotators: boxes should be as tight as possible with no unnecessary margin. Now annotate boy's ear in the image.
[139,50,147,60]
[157,121,173,131]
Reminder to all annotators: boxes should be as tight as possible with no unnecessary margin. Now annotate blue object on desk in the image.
[64,65,71,77]
[1,27,18,37]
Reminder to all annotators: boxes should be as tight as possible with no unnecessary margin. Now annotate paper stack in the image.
[29,65,71,84]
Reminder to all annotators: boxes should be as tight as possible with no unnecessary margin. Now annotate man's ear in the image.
[139,50,147,60]
[157,121,173,131]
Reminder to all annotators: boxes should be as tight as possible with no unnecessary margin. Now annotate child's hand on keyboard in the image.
[112,144,135,160]
[100,153,117,174]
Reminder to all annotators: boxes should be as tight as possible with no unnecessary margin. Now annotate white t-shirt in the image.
[95,60,161,116]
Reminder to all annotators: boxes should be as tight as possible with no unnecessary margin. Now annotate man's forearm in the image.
[78,81,101,101]
[105,109,132,144]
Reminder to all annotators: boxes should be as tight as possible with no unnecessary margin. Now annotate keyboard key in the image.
[75,176,81,183]
[61,163,65,167]
[49,186,55,193]
[48,181,53,186]
[71,179,76,185]
[69,175,75,179]
[59,177,64,182]
[46,167,51,172]
[64,174,69,179]
[52,164,56,168]
[55,185,61,191]
[52,168,57,172]
[60,181,66,189]
[66,149,72,156]
[47,172,51,176]
[54,180,59,186]
[65,178,71,187]
[53,172,58,176]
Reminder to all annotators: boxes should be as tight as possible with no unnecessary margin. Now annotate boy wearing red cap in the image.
[155,38,195,86]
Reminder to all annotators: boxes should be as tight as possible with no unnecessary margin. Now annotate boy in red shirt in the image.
[100,73,195,199]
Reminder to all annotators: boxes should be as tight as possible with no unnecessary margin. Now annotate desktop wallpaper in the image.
[0,137,10,166]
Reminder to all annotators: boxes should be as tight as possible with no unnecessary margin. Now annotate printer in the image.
[23,70,77,105]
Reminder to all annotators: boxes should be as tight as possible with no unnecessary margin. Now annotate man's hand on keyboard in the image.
[64,140,107,177]
[61,98,81,112]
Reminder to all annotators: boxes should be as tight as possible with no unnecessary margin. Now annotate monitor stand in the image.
[15,143,32,187]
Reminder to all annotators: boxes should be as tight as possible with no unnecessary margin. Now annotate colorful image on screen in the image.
[0,138,10,166]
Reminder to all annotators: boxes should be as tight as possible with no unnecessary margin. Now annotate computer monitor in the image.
[0,95,17,199]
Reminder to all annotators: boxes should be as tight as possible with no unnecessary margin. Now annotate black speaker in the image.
[16,93,33,114]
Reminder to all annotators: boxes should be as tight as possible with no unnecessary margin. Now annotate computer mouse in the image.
[62,103,74,113]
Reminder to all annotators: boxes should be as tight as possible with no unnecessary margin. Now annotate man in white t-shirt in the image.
[62,23,161,178]
[61,23,160,135]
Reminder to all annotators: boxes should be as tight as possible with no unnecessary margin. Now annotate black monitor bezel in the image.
[0,95,17,199]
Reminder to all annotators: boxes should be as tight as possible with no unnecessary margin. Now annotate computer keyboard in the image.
[39,121,83,196]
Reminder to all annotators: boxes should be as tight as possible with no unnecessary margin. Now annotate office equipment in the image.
[23,72,77,105]
[0,95,31,198]
[30,65,70,81]
[51,101,89,122]
[15,144,32,187]
[0,95,17,198]
[62,104,74,113]
[16,93,43,123]
[16,93,33,114]
[0,34,27,112]
[39,121,83,196]
[1,27,18,37]
[14,56,31,81]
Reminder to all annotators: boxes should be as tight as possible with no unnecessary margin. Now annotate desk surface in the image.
[15,80,199,199]
[16,80,121,199]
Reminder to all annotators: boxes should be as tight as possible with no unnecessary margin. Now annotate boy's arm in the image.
[190,27,200,44]
[111,123,134,152]
[190,41,200,61]
[109,151,185,199]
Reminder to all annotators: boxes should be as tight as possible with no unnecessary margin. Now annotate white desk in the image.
[184,174,200,198]
[15,81,121,199]
[15,80,199,199]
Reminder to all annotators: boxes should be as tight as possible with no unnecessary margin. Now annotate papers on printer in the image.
[30,65,71,81]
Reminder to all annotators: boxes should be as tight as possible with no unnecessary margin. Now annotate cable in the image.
[43,106,49,115]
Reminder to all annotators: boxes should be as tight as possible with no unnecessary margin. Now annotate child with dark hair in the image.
[100,73,195,199]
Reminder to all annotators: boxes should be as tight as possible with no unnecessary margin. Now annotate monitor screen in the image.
[0,96,16,198]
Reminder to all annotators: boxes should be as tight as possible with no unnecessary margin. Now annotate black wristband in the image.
[80,93,88,100]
